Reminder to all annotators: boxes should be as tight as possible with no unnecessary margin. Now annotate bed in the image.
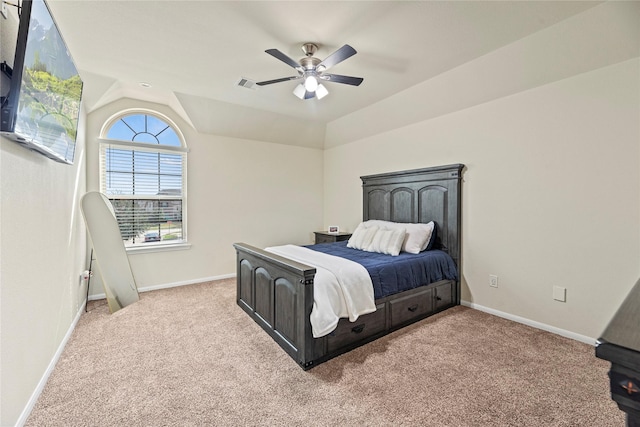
[233,163,464,369]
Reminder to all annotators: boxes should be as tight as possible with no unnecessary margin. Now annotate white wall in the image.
[85,98,324,294]
[0,115,88,426]
[0,4,89,425]
[324,57,640,341]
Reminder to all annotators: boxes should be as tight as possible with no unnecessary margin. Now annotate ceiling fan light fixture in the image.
[316,84,329,100]
[258,43,362,101]
[293,84,306,99]
[304,75,318,92]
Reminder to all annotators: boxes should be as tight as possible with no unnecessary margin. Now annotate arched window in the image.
[99,110,187,249]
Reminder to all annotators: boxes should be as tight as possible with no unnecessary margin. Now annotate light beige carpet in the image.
[26,278,622,426]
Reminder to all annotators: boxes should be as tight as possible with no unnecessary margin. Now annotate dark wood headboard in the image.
[360,164,464,270]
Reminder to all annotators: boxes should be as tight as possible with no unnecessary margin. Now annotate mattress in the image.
[306,240,458,299]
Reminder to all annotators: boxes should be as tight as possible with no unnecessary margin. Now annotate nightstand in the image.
[314,231,352,244]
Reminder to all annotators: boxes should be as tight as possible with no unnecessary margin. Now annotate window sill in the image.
[125,242,191,255]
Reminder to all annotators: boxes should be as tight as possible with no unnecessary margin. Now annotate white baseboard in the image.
[15,300,87,427]
[88,273,236,301]
[461,300,596,346]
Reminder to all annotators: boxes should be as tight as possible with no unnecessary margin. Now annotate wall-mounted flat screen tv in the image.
[0,0,83,165]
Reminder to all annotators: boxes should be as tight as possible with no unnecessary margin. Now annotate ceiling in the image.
[43,1,603,147]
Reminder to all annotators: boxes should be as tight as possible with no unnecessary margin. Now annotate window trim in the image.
[98,110,188,252]
[126,241,191,255]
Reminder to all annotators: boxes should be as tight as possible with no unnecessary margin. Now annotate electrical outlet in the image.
[553,286,566,302]
[1,1,7,19]
[489,274,498,288]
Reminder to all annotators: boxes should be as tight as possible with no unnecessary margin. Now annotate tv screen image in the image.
[0,0,83,165]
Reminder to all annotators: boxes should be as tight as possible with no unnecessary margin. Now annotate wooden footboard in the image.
[234,242,457,369]
[234,243,321,368]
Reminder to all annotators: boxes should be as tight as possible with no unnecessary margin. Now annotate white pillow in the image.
[360,220,435,253]
[403,221,435,254]
[347,223,379,250]
[366,227,406,256]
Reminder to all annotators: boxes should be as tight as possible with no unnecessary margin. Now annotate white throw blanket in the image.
[265,245,377,338]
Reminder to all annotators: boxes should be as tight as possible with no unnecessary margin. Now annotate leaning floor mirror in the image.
[81,191,139,312]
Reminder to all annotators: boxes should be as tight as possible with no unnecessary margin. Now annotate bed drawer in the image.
[434,281,453,309]
[326,303,386,352]
[389,288,434,328]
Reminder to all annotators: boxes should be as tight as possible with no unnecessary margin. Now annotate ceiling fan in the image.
[256,43,364,100]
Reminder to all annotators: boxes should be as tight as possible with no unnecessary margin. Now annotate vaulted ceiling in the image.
[42,1,623,148]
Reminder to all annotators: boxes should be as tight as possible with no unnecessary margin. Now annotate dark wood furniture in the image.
[234,164,464,369]
[314,231,352,244]
[596,278,640,427]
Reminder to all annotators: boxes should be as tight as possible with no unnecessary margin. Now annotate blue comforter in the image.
[306,241,458,299]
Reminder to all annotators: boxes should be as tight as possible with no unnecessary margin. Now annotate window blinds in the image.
[100,143,185,245]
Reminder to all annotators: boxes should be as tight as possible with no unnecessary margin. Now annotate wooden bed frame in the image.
[234,164,464,369]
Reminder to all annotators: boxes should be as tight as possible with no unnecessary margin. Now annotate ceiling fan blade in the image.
[321,73,364,86]
[265,49,301,70]
[318,44,357,70]
[256,76,301,86]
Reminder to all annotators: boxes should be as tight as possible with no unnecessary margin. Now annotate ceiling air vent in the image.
[236,77,257,90]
